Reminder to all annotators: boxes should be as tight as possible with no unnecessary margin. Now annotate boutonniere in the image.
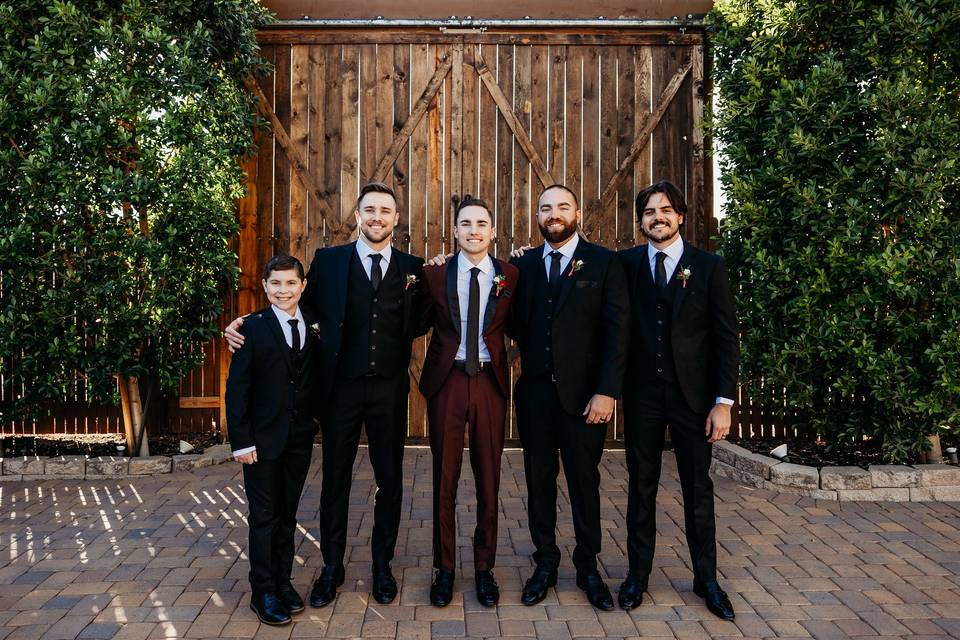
[404,274,419,290]
[568,259,585,277]
[676,266,692,288]
[492,274,510,298]
[309,322,321,339]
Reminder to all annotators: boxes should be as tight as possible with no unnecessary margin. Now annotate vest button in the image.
[657,353,662,358]
[373,313,378,318]
[371,345,376,350]
[658,336,663,341]
[657,320,663,325]
[370,361,376,366]
[373,298,378,303]
[657,368,663,373]
[545,346,551,351]
[372,329,377,334]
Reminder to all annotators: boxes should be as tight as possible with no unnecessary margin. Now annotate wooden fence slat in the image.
[393,43,411,250]
[273,47,292,256]
[598,48,618,249]
[376,44,395,190]
[512,46,532,249]
[565,46,583,199]
[339,45,360,241]
[360,44,378,183]
[615,46,637,250]
[582,47,600,243]
[289,45,310,263]
[306,44,326,254]
[323,45,343,240]
[426,44,448,261]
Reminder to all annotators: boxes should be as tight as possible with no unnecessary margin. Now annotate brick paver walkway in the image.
[1,447,959,639]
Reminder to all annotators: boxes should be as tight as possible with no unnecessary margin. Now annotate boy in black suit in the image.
[226,253,319,626]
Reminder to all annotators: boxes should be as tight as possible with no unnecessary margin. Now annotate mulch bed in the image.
[0,431,223,458]
[733,437,888,470]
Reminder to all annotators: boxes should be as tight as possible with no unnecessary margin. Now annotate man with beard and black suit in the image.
[225,182,425,608]
[616,180,739,620]
[509,184,629,611]
[418,196,519,608]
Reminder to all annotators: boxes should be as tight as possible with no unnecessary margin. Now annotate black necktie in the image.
[655,251,667,290]
[465,267,481,376]
[548,250,562,289]
[370,253,383,290]
[288,318,300,352]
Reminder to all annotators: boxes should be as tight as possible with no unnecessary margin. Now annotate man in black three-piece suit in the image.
[226,182,425,608]
[226,254,319,626]
[617,180,740,620]
[509,184,629,612]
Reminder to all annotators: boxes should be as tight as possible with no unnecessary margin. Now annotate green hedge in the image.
[708,0,960,462]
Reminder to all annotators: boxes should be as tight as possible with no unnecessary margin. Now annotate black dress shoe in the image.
[576,572,614,611]
[521,566,557,606]
[693,580,735,620]
[475,570,500,607]
[617,574,647,610]
[372,565,398,604]
[250,591,291,626]
[309,564,345,608]
[430,569,455,607]
[276,582,305,614]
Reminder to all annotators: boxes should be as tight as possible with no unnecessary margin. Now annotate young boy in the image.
[226,253,319,626]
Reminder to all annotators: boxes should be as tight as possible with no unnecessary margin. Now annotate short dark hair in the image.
[538,184,580,210]
[263,253,305,281]
[357,181,398,209]
[635,180,688,221]
[455,195,493,223]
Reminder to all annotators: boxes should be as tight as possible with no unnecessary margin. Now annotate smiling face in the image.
[536,186,581,246]
[262,268,307,315]
[454,204,494,260]
[355,191,399,249]
[639,192,684,248]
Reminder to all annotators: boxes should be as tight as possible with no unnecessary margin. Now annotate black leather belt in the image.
[453,360,491,373]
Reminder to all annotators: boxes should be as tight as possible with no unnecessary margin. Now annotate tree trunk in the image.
[927,434,943,464]
[117,375,150,457]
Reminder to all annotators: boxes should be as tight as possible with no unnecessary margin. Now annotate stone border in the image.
[0,444,233,481]
[712,441,960,501]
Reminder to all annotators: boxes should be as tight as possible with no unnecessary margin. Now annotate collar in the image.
[542,232,580,261]
[356,235,393,263]
[271,305,304,325]
[648,235,684,263]
[457,251,494,274]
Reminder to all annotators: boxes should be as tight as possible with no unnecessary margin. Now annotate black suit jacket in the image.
[509,237,629,415]
[301,242,425,400]
[619,242,739,415]
[225,307,319,460]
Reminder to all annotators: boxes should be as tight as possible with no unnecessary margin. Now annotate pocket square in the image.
[576,280,599,288]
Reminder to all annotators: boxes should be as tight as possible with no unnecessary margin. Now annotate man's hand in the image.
[224,316,246,353]
[425,252,454,266]
[583,394,615,425]
[705,403,731,443]
[234,450,257,464]
[511,245,533,259]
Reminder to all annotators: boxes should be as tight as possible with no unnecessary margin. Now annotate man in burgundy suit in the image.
[419,196,519,608]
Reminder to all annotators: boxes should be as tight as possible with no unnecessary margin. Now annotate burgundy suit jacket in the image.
[419,254,519,399]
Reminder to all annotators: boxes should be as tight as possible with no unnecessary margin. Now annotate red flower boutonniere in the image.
[568,259,585,277]
[676,266,692,289]
[404,274,419,291]
[492,274,509,298]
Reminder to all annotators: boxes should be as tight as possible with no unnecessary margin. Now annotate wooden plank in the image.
[651,47,687,209]
[258,29,706,47]
[306,44,326,254]
[581,47,600,242]
[178,397,221,409]
[493,44,513,259]
[475,45,497,238]
[462,43,479,195]
[273,46,292,256]
[289,45,310,263]
[449,43,464,219]
[339,45,360,242]
[255,49,276,301]
[375,44,395,189]
[634,45,652,208]
[689,44,707,249]
[512,45,532,248]
[548,44,566,185]
[565,46,582,199]
[530,45,549,196]
[371,52,453,185]
[598,48,618,250]
[360,44,378,183]
[323,45,343,241]
[426,44,447,260]
[237,151,259,317]
[615,46,637,249]
[393,43,411,251]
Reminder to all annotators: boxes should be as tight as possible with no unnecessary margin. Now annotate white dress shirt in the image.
[647,237,734,407]
[455,252,494,362]
[542,232,580,279]
[355,235,393,280]
[232,305,307,458]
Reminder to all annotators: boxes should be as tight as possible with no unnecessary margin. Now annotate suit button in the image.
[373,313,378,318]
[657,353,662,358]
[370,361,376,366]
[547,297,553,304]
[373,297,378,303]
[372,329,377,334]
[545,346,551,351]
[546,314,552,320]
[371,345,376,350]
[657,368,663,373]
[658,336,663,341]
[657,320,663,325]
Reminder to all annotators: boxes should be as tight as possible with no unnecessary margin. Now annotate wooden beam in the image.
[371,51,453,184]
[178,396,222,409]
[244,76,343,234]
[474,53,555,189]
[582,58,692,236]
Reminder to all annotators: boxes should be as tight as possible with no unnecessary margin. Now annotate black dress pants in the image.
[243,422,315,594]
[515,373,607,576]
[319,374,409,570]
[623,379,717,583]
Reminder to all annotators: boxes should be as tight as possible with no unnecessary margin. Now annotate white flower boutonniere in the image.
[404,274,419,291]
[677,266,692,289]
[309,322,321,339]
[568,259,585,277]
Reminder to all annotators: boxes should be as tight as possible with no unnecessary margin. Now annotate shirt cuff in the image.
[715,397,735,406]
[232,446,256,457]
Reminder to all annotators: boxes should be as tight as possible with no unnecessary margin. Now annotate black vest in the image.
[650,276,679,383]
[338,251,405,379]
[290,343,316,431]
[523,271,560,377]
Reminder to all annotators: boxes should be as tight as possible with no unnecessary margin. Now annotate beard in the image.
[539,218,578,244]
[641,221,680,244]
[361,224,392,244]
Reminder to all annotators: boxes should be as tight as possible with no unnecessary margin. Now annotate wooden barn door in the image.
[239,29,709,446]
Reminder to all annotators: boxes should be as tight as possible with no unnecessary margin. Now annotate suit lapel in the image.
[332,243,352,322]
[265,310,294,374]
[553,236,587,314]
[446,255,461,337]
[482,257,503,332]
[672,243,698,320]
